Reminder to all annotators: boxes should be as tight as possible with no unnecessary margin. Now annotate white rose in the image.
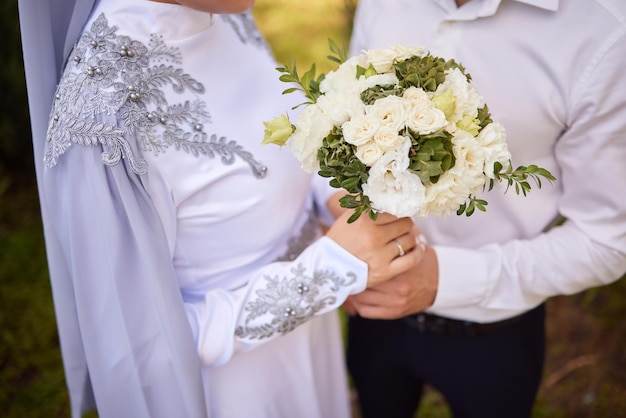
[288,104,335,172]
[475,122,511,178]
[391,44,426,62]
[355,141,384,166]
[366,95,409,133]
[402,86,430,103]
[362,138,426,217]
[373,127,405,151]
[364,47,397,73]
[342,114,380,146]
[357,73,399,93]
[406,100,448,135]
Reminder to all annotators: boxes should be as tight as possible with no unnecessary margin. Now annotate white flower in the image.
[363,44,425,74]
[288,104,334,172]
[373,126,405,151]
[366,95,409,133]
[403,87,448,135]
[342,114,380,146]
[449,129,488,194]
[357,73,399,93]
[475,122,511,178]
[434,68,483,124]
[418,130,486,217]
[355,141,384,166]
[402,86,430,103]
[419,174,467,217]
[320,55,367,95]
[362,138,426,217]
[391,44,426,62]
[364,47,398,73]
[318,56,368,125]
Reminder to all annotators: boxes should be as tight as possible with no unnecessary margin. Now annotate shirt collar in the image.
[435,0,559,14]
[512,0,559,11]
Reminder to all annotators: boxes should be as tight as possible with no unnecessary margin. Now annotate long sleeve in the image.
[430,20,626,318]
[185,237,366,366]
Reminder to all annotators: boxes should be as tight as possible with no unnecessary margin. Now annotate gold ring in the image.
[394,239,405,257]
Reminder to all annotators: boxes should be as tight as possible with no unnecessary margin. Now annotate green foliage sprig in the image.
[491,162,556,196]
[457,162,556,216]
[276,39,347,109]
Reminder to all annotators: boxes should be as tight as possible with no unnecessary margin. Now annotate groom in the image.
[344,0,626,417]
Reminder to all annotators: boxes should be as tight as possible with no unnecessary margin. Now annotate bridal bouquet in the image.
[263,42,554,222]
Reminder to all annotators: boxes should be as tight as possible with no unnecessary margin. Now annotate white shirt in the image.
[351,0,626,322]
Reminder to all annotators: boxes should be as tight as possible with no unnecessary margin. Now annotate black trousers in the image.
[347,305,546,418]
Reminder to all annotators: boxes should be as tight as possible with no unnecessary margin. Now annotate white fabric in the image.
[351,0,626,322]
[20,0,366,416]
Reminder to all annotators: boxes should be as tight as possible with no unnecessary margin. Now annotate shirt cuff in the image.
[430,245,491,309]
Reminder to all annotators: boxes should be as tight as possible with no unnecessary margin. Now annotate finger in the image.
[355,303,406,320]
[369,212,402,224]
[351,288,401,307]
[368,248,420,287]
[389,231,419,259]
[341,297,358,316]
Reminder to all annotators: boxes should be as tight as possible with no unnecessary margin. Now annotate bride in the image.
[18,0,424,417]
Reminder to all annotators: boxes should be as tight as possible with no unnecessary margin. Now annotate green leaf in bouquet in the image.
[394,54,447,92]
[407,129,455,185]
[326,39,348,66]
[414,160,445,184]
[360,85,405,105]
[490,162,556,196]
[275,61,325,108]
[457,196,488,216]
[338,193,377,223]
[477,104,493,130]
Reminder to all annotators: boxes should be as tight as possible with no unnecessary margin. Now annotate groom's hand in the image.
[343,245,439,319]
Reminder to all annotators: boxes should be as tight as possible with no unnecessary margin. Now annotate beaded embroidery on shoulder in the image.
[46,13,267,178]
[221,12,268,49]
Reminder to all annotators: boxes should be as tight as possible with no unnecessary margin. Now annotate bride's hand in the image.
[325,211,424,288]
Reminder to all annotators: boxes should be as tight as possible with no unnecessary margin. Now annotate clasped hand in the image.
[326,210,439,320]
[325,211,423,288]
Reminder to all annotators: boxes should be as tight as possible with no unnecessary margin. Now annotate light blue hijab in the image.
[18,1,207,416]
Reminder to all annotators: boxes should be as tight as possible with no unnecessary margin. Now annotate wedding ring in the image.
[394,239,405,257]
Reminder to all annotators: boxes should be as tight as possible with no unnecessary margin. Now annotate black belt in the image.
[402,311,526,337]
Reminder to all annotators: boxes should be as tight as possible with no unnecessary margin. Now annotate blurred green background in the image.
[1,0,625,417]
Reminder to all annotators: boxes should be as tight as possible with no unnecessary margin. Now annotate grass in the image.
[1,0,625,417]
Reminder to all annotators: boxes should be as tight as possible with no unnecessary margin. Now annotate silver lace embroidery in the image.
[221,12,268,49]
[235,264,357,340]
[275,210,320,262]
[46,13,268,178]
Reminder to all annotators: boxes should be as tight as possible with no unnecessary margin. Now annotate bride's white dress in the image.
[45,0,366,416]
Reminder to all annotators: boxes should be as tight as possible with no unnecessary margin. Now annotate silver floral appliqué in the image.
[46,13,267,178]
[235,264,357,340]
